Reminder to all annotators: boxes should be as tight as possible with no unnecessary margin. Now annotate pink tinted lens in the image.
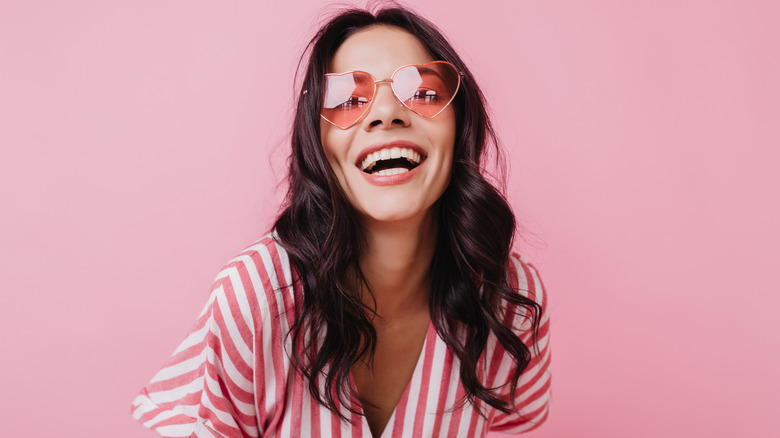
[393,62,460,117]
[321,71,375,128]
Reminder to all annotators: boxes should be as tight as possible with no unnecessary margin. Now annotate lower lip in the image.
[360,161,423,186]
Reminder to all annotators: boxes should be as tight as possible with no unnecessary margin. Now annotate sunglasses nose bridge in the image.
[373,78,395,99]
[370,77,403,107]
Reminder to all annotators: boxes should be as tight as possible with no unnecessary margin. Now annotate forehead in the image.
[329,25,435,77]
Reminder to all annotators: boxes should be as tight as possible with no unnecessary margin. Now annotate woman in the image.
[132,5,551,438]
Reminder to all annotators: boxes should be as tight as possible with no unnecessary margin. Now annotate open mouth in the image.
[359,147,424,176]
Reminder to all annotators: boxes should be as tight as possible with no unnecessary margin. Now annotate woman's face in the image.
[320,25,456,226]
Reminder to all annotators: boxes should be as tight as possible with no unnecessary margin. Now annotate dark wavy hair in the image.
[273,5,542,423]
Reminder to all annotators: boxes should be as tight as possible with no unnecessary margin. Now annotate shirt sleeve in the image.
[488,255,552,434]
[130,264,263,438]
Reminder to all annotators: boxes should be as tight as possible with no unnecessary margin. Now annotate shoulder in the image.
[507,252,548,308]
[498,252,550,340]
[206,232,299,321]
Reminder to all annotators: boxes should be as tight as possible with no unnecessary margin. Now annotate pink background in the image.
[1,1,778,436]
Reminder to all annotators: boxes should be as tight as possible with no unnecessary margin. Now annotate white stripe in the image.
[253,266,278,423]
[339,405,353,437]
[472,412,487,438]
[319,372,332,438]
[400,334,427,437]
[244,241,278,314]
[207,343,256,417]
[151,344,208,383]
[455,397,475,438]
[490,332,551,429]
[257,245,283,292]
[421,332,447,436]
[300,380,312,438]
[156,423,196,437]
[211,336,254,395]
[201,370,254,435]
[500,400,550,434]
[192,422,220,438]
[147,368,206,404]
[278,373,293,438]
[488,310,550,402]
[382,415,395,437]
[515,343,551,403]
[227,259,257,333]
[170,315,210,356]
[214,283,253,367]
[130,394,156,419]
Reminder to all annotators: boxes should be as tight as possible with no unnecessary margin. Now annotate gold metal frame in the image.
[320,61,462,130]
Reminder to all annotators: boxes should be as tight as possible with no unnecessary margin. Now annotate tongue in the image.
[368,158,415,174]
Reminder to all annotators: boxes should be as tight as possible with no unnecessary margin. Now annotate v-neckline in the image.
[350,318,435,438]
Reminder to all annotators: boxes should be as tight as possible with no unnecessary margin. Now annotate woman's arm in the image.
[488,255,552,434]
[131,250,269,437]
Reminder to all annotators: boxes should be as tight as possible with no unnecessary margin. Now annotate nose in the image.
[362,80,411,130]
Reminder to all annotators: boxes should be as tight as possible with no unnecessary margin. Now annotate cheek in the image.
[438,115,457,184]
[319,124,339,163]
[320,125,352,176]
[438,113,457,161]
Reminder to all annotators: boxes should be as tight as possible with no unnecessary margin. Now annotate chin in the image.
[356,202,430,224]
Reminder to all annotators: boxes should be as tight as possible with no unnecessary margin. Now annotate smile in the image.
[357,142,426,176]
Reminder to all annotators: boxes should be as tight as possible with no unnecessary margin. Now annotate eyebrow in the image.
[415,66,444,81]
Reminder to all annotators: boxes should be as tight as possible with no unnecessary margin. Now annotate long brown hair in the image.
[273,5,542,423]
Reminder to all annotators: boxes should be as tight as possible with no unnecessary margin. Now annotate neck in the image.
[357,210,438,322]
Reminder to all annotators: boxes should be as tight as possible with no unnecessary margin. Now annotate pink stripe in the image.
[485,302,515,390]
[233,259,262,336]
[310,382,321,438]
[508,252,522,289]
[466,405,480,438]
[330,409,341,438]
[517,259,539,303]
[464,353,486,437]
[265,242,297,331]
[147,366,205,394]
[219,263,255,350]
[525,374,552,409]
[203,363,256,430]
[138,390,202,423]
[445,378,467,437]
[390,397,411,436]
[330,384,342,438]
[430,345,454,437]
[147,411,197,429]
[252,318,268,428]
[290,371,304,437]
[162,315,211,363]
[250,250,286,433]
[209,296,254,385]
[198,375,245,436]
[350,400,363,438]
[490,386,551,432]
[134,237,554,437]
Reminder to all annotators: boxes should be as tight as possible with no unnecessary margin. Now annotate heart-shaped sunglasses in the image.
[320,61,462,129]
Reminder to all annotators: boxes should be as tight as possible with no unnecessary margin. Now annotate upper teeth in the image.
[360,147,422,172]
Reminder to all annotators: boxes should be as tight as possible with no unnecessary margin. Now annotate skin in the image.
[319,25,457,437]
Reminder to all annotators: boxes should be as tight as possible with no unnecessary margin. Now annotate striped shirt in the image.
[131,234,551,437]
